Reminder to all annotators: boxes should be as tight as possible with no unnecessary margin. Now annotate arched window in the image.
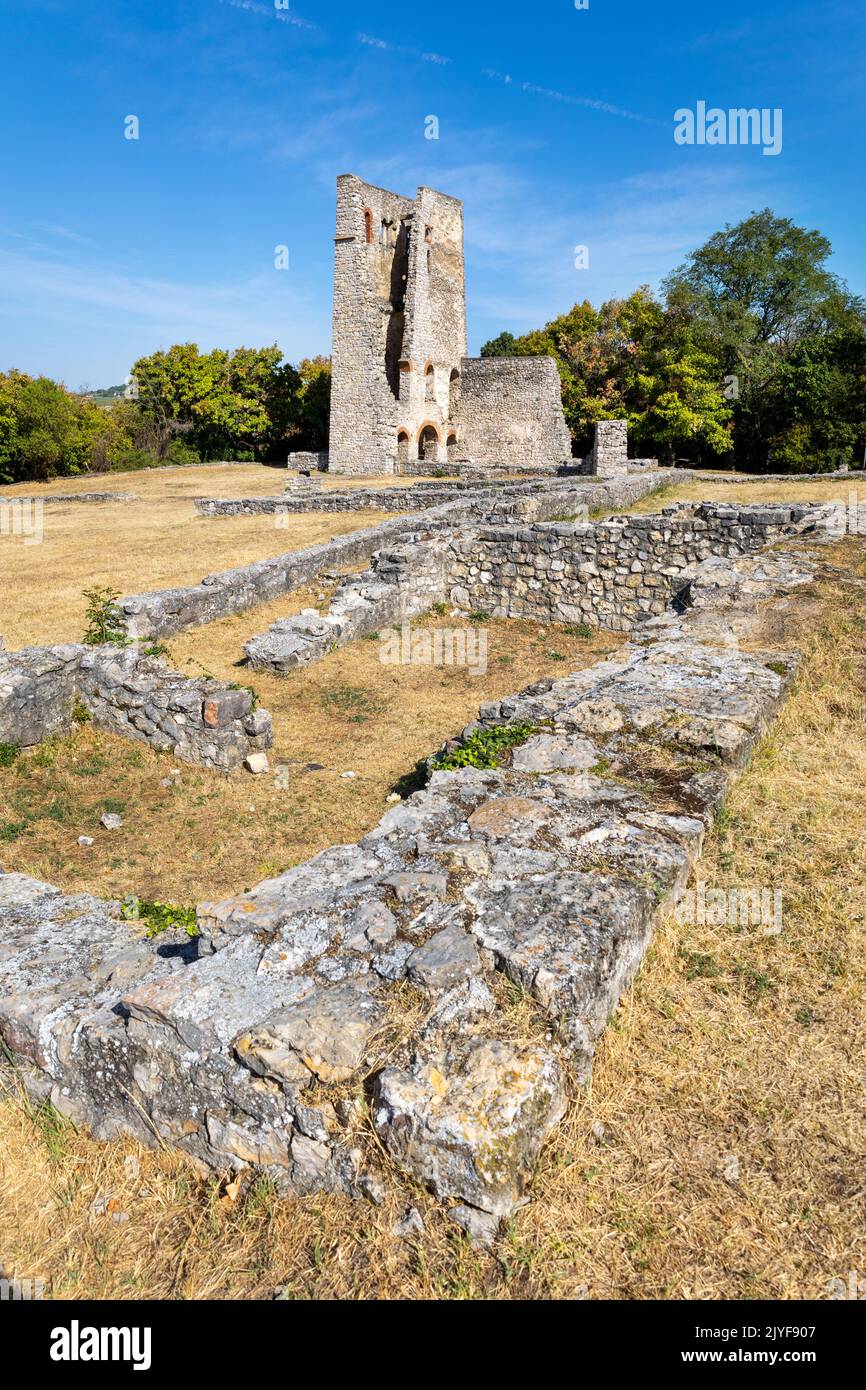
[425,364,436,403]
[397,430,410,472]
[447,433,458,464]
[363,208,373,244]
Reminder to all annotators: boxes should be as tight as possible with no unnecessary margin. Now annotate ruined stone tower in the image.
[328,175,467,475]
[327,175,572,475]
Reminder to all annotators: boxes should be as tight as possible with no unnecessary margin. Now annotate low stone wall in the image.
[0,491,138,505]
[286,450,329,471]
[124,473,674,640]
[0,535,829,1232]
[0,640,273,771]
[445,502,831,631]
[245,540,448,672]
[240,500,832,673]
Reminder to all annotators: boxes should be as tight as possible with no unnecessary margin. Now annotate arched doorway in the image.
[418,424,440,466]
[397,430,410,473]
[447,433,458,466]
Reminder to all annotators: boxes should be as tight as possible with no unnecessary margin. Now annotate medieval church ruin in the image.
[326,174,573,475]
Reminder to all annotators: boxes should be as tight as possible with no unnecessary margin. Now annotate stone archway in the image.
[418,423,440,466]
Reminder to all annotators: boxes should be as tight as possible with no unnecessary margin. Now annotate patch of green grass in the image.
[680,949,723,981]
[431,721,539,772]
[0,742,21,768]
[319,684,382,719]
[546,650,567,662]
[765,660,789,677]
[71,699,91,724]
[139,641,174,661]
[0,818,30,842]
[563,623,593,638]
[467,610,490,625]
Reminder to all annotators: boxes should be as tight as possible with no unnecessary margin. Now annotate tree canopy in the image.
[481,210,866,472]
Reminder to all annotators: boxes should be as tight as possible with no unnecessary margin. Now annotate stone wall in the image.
[239,501,832,674]
[0,536,829,1229]
[131,472,674,638]
[457,357,572,472]
[245,540,448,672]
[0,641,273,771]
[286,451,329,472]
[444,503,830,631]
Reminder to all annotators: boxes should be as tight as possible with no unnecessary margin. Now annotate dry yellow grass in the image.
[0,608,619,903]
[0,461,417,648]
[1,542,864,1300]
[626,473,866,512]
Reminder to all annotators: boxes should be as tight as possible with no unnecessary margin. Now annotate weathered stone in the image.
[407,924,481,992]
[449,1204,501,1249]
[234,981,385,1085]
[243,752,270,774]
[375,1039,566,1216]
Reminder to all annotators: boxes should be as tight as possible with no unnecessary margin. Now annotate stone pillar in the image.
[591,420,629,477]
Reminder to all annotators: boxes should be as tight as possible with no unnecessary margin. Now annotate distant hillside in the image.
[81,384,129,408]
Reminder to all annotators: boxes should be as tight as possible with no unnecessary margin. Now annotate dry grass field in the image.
[0,463,416,649]
[1,467,864,1301]
[626,472,866,513]
[0,606,619,903]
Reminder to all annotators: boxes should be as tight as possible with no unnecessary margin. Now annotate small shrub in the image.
[431,722,539,772]
[765,660,789,676]
[140,641,173,662]
[431,602,448,617]
[71,699,90,724]
[563,622,593,638]
[121,897,198,938]
[467,610,489,625]
[0,742,21,768]
[82,586,129,646]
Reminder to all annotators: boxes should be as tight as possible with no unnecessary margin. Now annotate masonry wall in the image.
[0,642,273,771]
[133,472,674,639]
[457,357,573,471]
[444,503,824,631]
[328,175,415,476]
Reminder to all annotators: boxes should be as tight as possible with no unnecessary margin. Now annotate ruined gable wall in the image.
[457,356,573,470]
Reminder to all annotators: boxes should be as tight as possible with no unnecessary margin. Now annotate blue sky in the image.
[1,0,863,387]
